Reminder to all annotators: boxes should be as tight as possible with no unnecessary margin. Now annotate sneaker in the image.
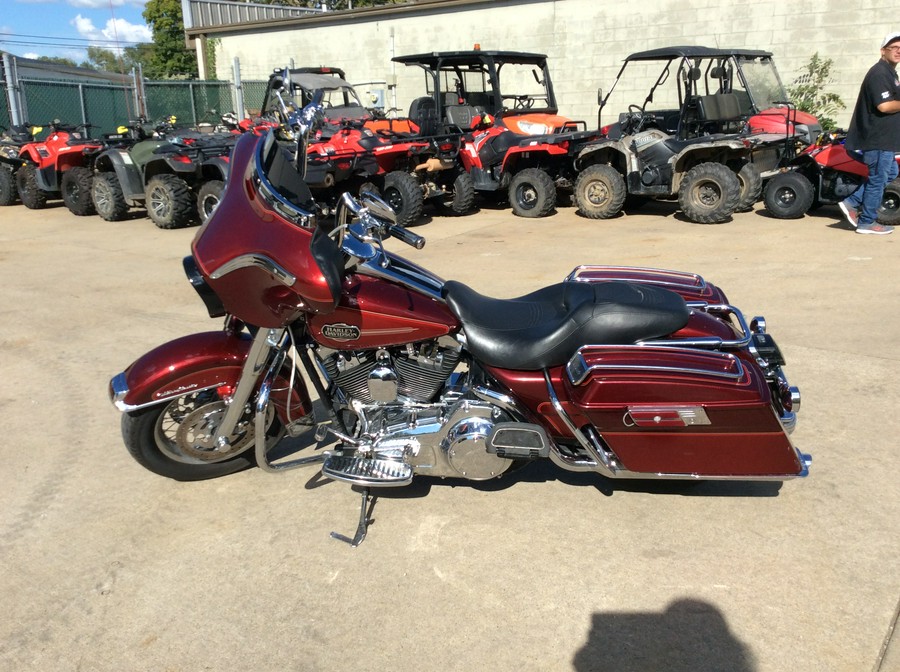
[839,201,858,228]
[856,223,894,235]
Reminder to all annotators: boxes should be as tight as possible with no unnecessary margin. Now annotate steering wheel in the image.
[624,105,647,134]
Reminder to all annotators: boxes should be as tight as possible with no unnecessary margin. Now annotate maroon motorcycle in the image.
[108,99,809,545]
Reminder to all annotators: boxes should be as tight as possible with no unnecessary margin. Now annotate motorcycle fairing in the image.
[110,330,312,422]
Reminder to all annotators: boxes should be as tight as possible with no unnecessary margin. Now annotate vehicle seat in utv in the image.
[408,96,438,136]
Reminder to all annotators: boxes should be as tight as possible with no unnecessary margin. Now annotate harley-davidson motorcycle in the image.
[108,98,809,546]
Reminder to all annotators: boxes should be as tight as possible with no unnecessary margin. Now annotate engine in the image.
[315,337,544,480]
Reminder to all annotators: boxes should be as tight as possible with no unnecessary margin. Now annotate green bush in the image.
[786,53,846,131]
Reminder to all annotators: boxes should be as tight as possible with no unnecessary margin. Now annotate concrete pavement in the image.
[0,196,898,671]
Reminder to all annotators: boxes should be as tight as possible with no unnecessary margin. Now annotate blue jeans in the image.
[844,150,900,227]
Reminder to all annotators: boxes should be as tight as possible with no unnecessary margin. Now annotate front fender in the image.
[108,330,312,421]
[109,331,252,411]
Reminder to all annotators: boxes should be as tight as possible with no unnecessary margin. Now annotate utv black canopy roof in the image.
[392,50,548,69]
[624,46,774,61]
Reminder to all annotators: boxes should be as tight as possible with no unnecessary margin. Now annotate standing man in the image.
[840,32,900,235]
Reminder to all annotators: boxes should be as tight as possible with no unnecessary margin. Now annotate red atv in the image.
[15,120,106,215]
[393,49,601,218]
[260,66,470,226]
[763,131,900,223]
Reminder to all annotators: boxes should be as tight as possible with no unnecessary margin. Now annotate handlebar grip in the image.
[387,224,426,250]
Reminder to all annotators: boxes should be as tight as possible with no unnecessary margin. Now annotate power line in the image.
[0,33,150,48]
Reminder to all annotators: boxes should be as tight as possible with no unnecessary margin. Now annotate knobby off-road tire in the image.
[121,389,283,481]
[434,170,476,216]
[877,177,900,226]
[677,162,741,224]
[61,166,96,216]
[16,163,48,210]
[0,165,17,206]
[763,171,815,219]
[509,167,556,218]
[146,174,196,229]
[92,171,129,221]
[197,179,225,225]
[383,170,424,228]
[734,162,763,213]
[574,164,626,219]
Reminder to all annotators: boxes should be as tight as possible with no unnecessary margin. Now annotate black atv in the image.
[0,123,35,206]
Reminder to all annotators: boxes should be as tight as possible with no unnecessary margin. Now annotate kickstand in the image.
[330,487,375,548]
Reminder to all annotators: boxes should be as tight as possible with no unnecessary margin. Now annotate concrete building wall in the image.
[209,0,899,129]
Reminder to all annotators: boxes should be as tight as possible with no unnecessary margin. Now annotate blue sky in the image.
[0,0,152,62]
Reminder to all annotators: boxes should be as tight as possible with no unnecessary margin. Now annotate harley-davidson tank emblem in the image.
[322,323,361,341]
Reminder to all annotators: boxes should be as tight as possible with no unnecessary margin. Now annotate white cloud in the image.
[71,13,152,49]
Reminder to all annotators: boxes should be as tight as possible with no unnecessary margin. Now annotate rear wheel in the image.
[146,174,196,229]
[734,162,763,213]
[92,171,129,221]
[121,389,283,481]
[763,171,815,219]
[435,170,476,216]
[0,165,17,206]
[383,170,423,227]
[61,166,96,216]
[509,167,556,218]
[16,163,48,210]
[574,164,626,219]
[197,179,224,224]
[677,162,740,223]
[877,177,900,226]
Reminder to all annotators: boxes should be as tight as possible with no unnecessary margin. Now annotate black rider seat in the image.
[441,280,690,370]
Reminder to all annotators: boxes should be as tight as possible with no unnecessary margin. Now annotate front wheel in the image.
[197,179,225,224]
[435,170,476,216]
[677,162,740,224]
[574,164,626,219]
[16,163,48,210]
[92,171,129,221]
[763,171,815,219]
[877,177,900,226]
[509,167,556,218]
[734,162,763,213]
[383,171,423,227]
[121,390,283,481]
[61,166,96,216]
[146,174,196,229]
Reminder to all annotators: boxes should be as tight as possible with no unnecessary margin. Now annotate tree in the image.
[787,53,846,132]
[81,44,156,74]
[143,0,199,79]
[36,56,79,67]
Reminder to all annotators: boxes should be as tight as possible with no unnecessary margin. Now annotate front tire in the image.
[734,162,763,213]
[677,162,740,224]
[92,171,129,221]
[509,167,556,218]
[16,163,48,210]
[121,390,282,481]
[146,174,196,229]
[197,179,224,224]
[763,171,815,219]
[0,165,17,206]
[435,170,476,216]
[574,164,626,219]
[383,170,423,227]
[61,166,96,216]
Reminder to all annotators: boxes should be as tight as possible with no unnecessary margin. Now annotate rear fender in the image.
[109,330,312,422]
[96,149,144,200]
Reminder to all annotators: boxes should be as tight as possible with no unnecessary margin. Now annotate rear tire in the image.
[61,166,96,216]
[435,170,476,216]
[197,179,224,225]
[0,165,17,206]
[677,162,740,223]
[734,162,763,213]
[146,174,196,229]
[16,163,48,210]
[574,164,626,219]
[877,177,900,226]
[92,171,129,221]
[763,171,815,219]
[383,170,423,227]
[509,167,556,218]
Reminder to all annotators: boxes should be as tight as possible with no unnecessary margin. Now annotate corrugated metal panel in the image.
[183,0,323,31]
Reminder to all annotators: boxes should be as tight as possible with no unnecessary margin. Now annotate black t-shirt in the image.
[845,59,900,152]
